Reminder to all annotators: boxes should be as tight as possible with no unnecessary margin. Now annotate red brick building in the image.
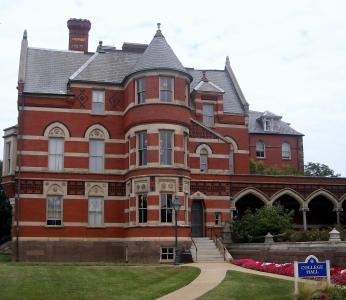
[2,19,346,262]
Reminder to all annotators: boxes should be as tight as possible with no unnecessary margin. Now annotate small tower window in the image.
[160,76,173,102]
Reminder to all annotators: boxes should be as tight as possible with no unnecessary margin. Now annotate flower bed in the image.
[233,258,346,285]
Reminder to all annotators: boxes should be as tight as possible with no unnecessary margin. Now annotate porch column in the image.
[230,207,237,221]
[300,207,309,231]
[334,208,343,226]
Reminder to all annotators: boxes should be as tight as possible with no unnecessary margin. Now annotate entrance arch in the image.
[234,189,267,219]
[307,195,336,226]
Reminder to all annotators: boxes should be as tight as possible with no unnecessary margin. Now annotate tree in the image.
[231,205,293,242]
[0,184,12,244]
[304,162,341,177]
[249,159,302,176]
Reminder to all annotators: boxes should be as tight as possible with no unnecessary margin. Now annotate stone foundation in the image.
[14,240,191,263]
[227,242,346,267]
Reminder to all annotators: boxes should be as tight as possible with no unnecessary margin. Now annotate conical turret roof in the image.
[130,24,191,80]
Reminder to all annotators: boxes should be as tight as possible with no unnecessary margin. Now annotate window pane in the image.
[49,138,64,171]
[89,140,104,172]
[92,90,105,113]
[200,154,208,172]
[137,131,147,166]
[203,104,214,127]
[160,131,172,165]
[160,77,173,102]
[47,195,62,225]
[137,78,146,104]
[88,197,103,226]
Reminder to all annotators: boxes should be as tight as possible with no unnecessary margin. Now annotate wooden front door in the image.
[191,200,204,237]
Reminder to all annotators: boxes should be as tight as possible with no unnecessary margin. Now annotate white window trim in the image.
[160,247,175,262]
[89,139,105,173]
[137,193,148,224]
[282,142,291,160]
[46,195,63,227]
[160,193,174,224]
[159,130,174,166]
[202,103,215,127]
[136,131,148,167]
[5,141,12,175]
[48,137,64,172]
[136,78,146,104]
[256,140,266,159]
[91,90,105,114]
[88,196,105,227]
[159,76,175,103]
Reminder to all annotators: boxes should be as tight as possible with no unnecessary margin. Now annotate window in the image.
[185,83,189,103]
[160,193,173,223]
[89,139,104,173]
[160,131,172,165]
[160,76,173,102]
[161,247,174,261]
[203,104,214,127]
[88,196,103,226]
[215,212,222,225]
[183,134,188,167]
[282,142,291,160]
[48,138,64,171]
[5,142,12,174]
[200,148,208,172]
[47,195,62,226]
[137,131,147,166]
[256,140,265,158]
[264,119,272,131]
[138,194,147,223]
[136,78,146,104]
[92,90,105,114]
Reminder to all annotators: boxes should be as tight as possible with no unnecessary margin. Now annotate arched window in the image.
[256,140,265,158]
[44,123,70,171]
[200,148,208,172]
[282,142,291,160]
[86,125,109,173]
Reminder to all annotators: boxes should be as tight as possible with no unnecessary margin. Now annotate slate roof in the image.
[21,29,246,116]
[130,29,188,76]
[249,110,303,136]
[24,48,92,94]
[187,69,245,115]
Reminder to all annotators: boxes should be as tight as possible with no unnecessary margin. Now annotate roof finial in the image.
[23,29,27,40]
[154,22,164,38]
[202,71,208,82]
[225,56,230,67]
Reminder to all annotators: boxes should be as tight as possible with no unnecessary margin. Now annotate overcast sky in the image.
[1,0,345,175]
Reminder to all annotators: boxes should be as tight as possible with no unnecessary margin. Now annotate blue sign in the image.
[297,255,327,278]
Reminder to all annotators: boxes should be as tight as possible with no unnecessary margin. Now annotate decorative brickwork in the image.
[67,181,85,195]
[77,89,88,108]
[190,121,217,139]
[108,182,126,196]
[230,182,346,199]
[150,176,155,192]
[20,180,43,194]
[191,181,230,196]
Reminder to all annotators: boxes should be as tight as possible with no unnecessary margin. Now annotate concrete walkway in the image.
[158,262,307,300]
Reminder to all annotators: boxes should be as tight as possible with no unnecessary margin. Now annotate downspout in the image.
[15,30,28,261]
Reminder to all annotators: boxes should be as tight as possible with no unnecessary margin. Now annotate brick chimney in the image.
[67,18,91,52]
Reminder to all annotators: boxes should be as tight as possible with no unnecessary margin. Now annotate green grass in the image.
[199,271,295,300]
[0,263,200,300]
[0,252,11,262]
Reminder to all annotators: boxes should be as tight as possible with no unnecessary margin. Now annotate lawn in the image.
[0,262,200,300]
[199,271,295,300]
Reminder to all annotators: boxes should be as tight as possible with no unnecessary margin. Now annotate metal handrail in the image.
[190,236,198,262]
[210,227,232,262]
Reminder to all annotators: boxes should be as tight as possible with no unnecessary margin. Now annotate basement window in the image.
[161,247,174,261]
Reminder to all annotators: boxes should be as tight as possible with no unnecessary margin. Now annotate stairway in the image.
[191,237,225,262]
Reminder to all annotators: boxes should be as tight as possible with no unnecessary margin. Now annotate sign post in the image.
[294,255,330,298]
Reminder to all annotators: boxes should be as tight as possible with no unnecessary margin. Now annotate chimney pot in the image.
[67,18,91,52]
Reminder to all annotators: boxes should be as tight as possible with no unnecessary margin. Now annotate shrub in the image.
[231,205,293,242]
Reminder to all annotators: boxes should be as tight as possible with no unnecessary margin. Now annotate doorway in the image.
[191,200,204,237]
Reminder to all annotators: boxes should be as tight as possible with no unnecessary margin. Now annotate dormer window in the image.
[136,78,146,104]
[264,118,272,131]
[160,76,173,102]
[203,103,214,127]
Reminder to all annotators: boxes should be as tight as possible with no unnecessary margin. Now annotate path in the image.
[158,262,314,300]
